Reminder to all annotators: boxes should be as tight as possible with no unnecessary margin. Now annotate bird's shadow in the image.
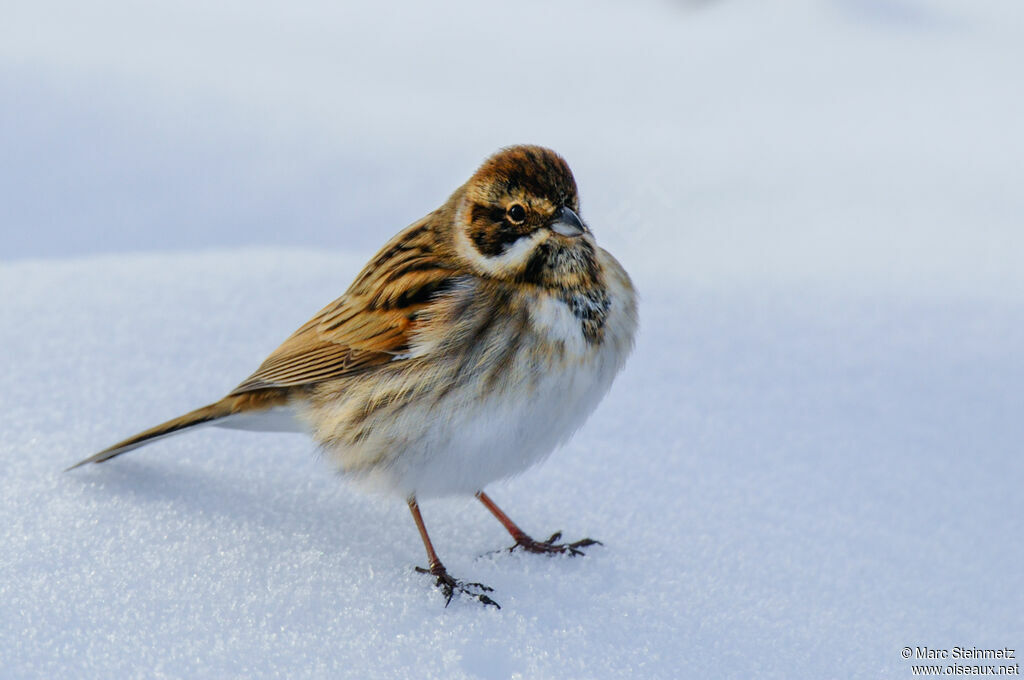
[66,456,401,560]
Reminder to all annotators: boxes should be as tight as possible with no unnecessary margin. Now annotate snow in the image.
[2,0,1023,678]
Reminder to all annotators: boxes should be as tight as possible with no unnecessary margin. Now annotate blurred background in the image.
[2,0,1022,295]
[3,5,1022,676]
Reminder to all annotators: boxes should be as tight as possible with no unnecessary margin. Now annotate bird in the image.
[67,145,638,607]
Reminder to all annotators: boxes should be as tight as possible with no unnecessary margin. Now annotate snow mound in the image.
[1,251,1020,679]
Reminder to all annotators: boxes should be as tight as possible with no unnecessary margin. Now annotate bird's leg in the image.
[475,491,602,556]
[407,497,499,608]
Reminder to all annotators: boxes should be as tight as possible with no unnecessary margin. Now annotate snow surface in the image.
[2,0,1023,678]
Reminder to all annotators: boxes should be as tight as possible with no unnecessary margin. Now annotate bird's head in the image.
[452,145,598,287]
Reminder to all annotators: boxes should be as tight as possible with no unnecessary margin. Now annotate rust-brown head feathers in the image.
[452,145,595,284]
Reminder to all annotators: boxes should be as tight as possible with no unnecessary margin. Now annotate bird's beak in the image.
[549,206,586,237]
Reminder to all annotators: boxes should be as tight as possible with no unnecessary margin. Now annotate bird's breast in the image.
[528,294,593,356]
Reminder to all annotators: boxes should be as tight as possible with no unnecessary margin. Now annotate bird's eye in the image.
[506,204,526,224]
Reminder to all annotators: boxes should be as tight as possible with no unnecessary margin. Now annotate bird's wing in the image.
[230,218,461,394]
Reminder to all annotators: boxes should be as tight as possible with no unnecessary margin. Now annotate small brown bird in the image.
[68,145,637,607]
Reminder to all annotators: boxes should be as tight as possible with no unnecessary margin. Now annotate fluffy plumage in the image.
[69,145,637,606]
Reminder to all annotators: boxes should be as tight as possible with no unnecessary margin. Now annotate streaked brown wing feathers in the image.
[230,218,459,395]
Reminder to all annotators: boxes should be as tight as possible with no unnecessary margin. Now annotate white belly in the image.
[365,348,622,496]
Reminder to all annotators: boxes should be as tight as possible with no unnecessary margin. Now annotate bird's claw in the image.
[415,565,500,609]
[509,531,603,557]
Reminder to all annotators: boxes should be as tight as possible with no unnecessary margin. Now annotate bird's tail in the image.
[65,391,291,471]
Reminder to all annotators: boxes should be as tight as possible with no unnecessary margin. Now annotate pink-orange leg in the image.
[476,491,601,556]
[407,497,499,608]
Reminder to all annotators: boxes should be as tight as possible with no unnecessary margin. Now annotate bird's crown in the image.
[452,145,592,283]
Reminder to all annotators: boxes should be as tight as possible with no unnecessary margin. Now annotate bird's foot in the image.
[509,531,602,557]
[415,564,500,609]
